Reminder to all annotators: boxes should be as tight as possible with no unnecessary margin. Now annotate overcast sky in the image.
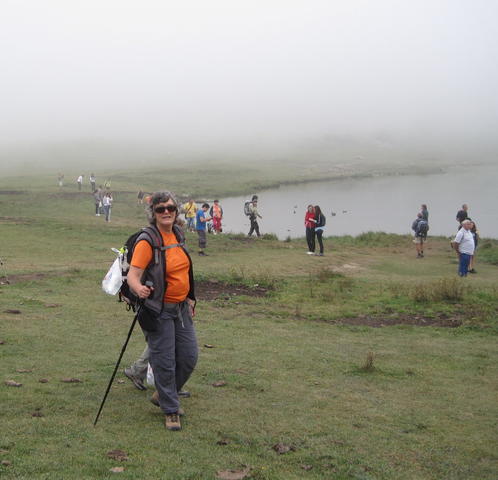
[1,0,497,151]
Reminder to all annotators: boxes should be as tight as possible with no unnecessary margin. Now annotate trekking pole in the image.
[93,281,152,426]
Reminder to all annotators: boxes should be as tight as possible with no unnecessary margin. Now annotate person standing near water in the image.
[451,219,475,276]
[77,175,83,191]
[412,212,428,258]
[196,203,211,256]
[304,205,316,254]
[421,204,429,222]
[182,198,197,232]
[467,219,479,274]
[247,196,262,237]
[313,205,326,256]
[456,204,469,226]
[210,200,223,234]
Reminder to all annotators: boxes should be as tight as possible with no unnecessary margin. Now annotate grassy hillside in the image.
[1,171,497,479]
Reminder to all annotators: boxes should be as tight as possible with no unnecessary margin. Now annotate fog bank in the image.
[1,0,497,171]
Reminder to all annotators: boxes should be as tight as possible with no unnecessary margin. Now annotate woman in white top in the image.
[103,192,113,222]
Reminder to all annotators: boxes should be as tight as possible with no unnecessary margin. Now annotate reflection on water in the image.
[218,164,498,239]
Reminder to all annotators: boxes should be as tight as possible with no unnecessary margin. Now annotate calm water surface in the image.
[218,164,498,239]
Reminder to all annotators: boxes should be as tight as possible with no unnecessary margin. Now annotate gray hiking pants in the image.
[129,344,149,380]
[145,301,198,414]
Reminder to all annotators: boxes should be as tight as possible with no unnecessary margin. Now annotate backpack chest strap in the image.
[160,242,185,251]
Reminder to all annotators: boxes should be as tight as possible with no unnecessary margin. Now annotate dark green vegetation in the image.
[1,171,497,479]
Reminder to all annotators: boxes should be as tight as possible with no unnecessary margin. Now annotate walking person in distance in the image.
[247,195,262,237]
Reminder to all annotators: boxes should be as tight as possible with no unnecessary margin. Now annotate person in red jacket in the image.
[304,205,316,254]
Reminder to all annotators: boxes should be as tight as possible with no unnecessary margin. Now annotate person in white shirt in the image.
[77,175,83,191]
[451,219,475,277]
[102,192,113,222]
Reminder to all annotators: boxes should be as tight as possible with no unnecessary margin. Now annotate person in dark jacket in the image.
[313,205,326,256]
[456,204,468,226]
[421,204,429,221]
[127,190,197,431]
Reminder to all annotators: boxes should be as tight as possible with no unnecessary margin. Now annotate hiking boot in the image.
[150,391,184,415]
[198,251,208,256]
[165,413,181,431]
[469,268,477,273]
[124,368,146,391]
[178,390,191,398]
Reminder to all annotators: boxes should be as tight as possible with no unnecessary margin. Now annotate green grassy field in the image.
[1,170,497,479]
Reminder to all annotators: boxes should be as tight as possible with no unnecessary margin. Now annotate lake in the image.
[217,163,498,240]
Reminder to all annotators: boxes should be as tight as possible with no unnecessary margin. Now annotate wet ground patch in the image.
[196,280,269,301]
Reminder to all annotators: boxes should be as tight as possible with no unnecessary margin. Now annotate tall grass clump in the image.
[412,278,466,303]
[332,231,407,247]
[478,240,498,265]
[226,265,278,289]
[261,233,278,241]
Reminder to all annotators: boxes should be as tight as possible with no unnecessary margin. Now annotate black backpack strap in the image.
[139,226,164,265]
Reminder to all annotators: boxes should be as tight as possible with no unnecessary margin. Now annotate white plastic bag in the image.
[102,256,123,295]
[146,363,155,387]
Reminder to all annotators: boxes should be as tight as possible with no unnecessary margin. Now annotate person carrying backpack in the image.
[412,212,429,258]
[247,195,262,237]
[125,190,197,431]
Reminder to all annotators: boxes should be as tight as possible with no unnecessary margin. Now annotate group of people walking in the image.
[411,202,480,276]
[181,198,224,256]
[304,205,326,256]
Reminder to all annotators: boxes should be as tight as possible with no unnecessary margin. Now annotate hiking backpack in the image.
[416,220,429,237]
[243,200,252,216]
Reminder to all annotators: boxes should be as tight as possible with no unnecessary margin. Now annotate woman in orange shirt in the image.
[127,190,197,431]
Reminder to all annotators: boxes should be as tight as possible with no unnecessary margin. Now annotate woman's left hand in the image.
[187,298,196,317]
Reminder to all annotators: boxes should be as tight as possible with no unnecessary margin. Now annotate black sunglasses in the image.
[154,205,177,214]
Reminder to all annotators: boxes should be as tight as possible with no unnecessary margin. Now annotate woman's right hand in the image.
[127,266,153,299]
[136,285,154,299]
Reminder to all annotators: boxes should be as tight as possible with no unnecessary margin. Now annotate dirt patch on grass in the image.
[196,280,268,300]
[0,190,25,195]
[0,216,32,224]
[335,313,462,328]
[1,273,48,284]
